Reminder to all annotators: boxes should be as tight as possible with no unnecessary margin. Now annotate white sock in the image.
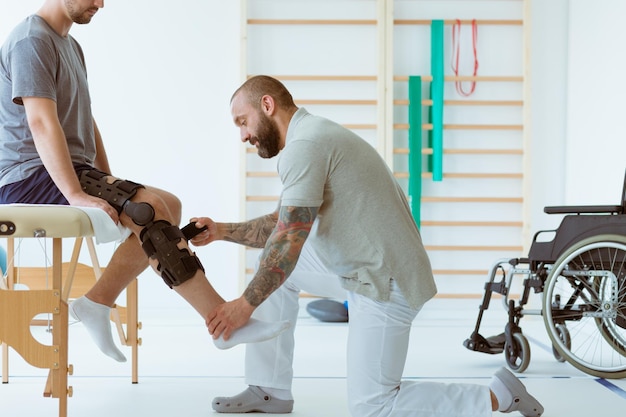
[69,296,127,362]
[213,318,291,350]
[490,376,513,411]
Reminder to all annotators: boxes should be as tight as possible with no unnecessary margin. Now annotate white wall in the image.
[1,0,244,313]
[565,0,626,204]
[1,0,624,313]
[74,0,244,309]
[528,0,569,232]
[529,0,626,232]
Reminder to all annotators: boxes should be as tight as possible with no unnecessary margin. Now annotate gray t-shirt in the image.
[279,108,437,309]
[0,15,96,188]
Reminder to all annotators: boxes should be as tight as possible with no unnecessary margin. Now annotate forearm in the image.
[219,212,278,248]
[31,121,84,200]
[243,206,317,307]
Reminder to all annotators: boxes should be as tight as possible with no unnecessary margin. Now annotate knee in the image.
[160,192,182,223]
[122,190,179,228]
[146,188,182,224]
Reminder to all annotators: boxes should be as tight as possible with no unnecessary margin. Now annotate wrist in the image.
[238,295,257,314]
[214,223,228,241]
[64,189,88,205]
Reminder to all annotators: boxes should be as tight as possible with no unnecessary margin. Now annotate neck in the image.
[37,2,72,37]
[276,106,299,150]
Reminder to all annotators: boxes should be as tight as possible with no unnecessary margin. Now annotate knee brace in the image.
[79,169,145,215]
[140,220,205,288]
[79,169,156,226]
[79,168,205,288]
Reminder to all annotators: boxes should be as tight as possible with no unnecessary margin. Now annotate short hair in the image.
[231,75,296,109]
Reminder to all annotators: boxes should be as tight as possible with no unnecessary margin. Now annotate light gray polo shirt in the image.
[278,108,437,309]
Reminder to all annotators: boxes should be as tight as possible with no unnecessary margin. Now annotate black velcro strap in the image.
[141,221,204,288]
[117,179,144,194]
[79,168,145,214]
[181,222,208,241]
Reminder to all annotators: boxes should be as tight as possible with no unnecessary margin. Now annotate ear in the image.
[260,95,276,116]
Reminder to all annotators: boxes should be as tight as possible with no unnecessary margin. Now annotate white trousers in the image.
[246,242,492,417]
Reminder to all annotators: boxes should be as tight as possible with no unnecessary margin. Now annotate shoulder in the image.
[3,16,57,56]
[15,15,55,42]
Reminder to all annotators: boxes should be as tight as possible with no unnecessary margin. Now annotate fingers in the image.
[189,218,213,245]
[189,217,209,227]
[80,194,119,224]
[102,202,119,223]
[206,314,230,341]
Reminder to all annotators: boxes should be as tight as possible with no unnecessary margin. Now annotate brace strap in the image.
[141,220,204,288]
[79,169,145,214]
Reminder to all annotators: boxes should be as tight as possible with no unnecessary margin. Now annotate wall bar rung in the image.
[420,221,523,227]
[395,19,523,26]
[248,19,377,25]
[393,124,523,131]
[296,99,377,105]
[394,75,523,82]
[421,197,523,203]
[394,172,523,179]
[247,196,525,203]
[394,148,524,155]
[270,75,377,81]
[425,245,523,251]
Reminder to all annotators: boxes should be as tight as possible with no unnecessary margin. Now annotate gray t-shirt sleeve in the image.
[278,139,326,208]
[10,36,58,105]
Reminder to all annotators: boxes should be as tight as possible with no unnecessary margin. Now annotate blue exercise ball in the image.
[0,245,6,275]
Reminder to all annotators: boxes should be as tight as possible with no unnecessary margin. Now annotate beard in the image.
[65,0,97,24]
[253,113,281,159]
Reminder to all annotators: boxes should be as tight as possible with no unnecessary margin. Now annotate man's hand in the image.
[206,297,255,341]
[67,192,119,224]
[188,217,219,246]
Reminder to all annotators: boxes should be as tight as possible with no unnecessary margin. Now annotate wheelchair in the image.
[464,172,626,379]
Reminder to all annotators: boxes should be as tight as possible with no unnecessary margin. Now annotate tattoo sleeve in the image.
[243,206,318,307]
[222,213,278,248]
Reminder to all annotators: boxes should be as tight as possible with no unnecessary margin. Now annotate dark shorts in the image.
[0,164,94,205]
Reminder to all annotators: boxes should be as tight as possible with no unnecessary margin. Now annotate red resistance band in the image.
[451,19,479,96]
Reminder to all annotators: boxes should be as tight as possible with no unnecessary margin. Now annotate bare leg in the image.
[158,254,290,350]
[69,234,148,362]
[86,234,148,306]
[490,390,498,411]
[71,184,288,361]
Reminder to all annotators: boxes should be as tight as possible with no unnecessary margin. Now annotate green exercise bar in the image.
[408,75,422,226]
[429,19,444,181]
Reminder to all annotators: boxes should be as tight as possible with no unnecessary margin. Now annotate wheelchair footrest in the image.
[463,332,505,354]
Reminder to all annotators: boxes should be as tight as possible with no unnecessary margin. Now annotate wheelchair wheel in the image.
[543,234,626,378]
[504,332,530,373]
[552,324,570,362]
[594,276,626,356]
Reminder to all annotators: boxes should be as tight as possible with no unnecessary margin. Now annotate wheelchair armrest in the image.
[544,205,622,215]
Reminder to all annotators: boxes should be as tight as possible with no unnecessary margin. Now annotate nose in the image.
[94,0,104,8]
[240,127,250,143]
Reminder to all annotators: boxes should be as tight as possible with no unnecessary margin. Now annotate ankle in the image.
[260,387,293,401]
[490,390,499,411]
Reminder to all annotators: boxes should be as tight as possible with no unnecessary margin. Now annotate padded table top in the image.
[0,205,94,238]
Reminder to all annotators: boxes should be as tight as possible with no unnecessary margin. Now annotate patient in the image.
[0,0,288,362]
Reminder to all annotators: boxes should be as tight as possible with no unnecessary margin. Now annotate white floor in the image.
[2,298,626,417]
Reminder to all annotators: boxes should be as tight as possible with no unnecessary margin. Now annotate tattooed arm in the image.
[244,205,317,307]
[189,211,278,248]
[221,212,278,248]
[205,205,318,340]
